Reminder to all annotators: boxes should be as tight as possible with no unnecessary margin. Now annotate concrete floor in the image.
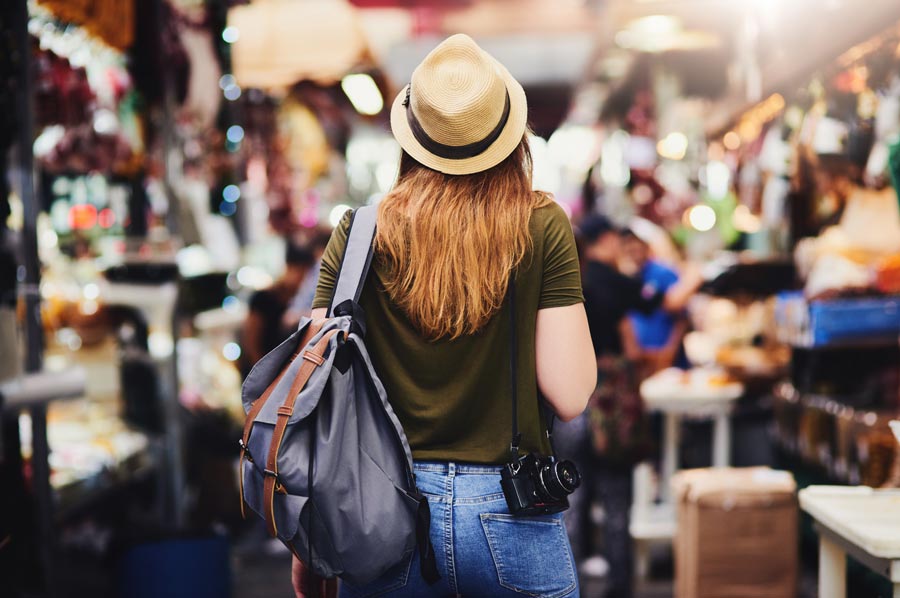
[230,543,673,598]
[231,544,818,598]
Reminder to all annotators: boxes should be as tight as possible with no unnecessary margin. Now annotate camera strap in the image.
[508,275,521,461]
[507,275,558,462]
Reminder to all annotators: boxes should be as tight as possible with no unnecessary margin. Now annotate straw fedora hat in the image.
[390,34,528,176]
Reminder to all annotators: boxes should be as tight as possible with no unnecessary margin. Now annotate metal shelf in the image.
[0,368,86,411]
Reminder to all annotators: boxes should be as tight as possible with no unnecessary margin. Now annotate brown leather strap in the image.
[263,329,341,538]
[240,320,324,518]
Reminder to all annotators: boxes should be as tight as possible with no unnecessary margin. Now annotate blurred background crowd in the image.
[3,0,900,597]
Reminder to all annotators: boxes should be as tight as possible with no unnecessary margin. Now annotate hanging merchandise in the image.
[31,43,142,177]
[33,50,95,128]
[37,125,136,176]
[228,0,370,88]
[36,0,135,51]
[165,1,225,130]
[794,187,900,299]
[177,26,222,130]
[280,99,331,182]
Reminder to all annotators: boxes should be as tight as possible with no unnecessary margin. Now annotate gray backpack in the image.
[238,206,439,586]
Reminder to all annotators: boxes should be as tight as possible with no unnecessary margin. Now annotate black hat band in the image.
[403,85,511,161]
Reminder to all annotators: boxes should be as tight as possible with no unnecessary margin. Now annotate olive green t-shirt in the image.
[312,201,583,464]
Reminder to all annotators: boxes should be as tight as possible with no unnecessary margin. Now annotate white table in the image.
[800,486,900,598]
[630,369,744,580]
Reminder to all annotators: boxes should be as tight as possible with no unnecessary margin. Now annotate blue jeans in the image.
[341,461,579,598]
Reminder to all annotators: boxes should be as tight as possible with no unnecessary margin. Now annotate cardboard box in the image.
[673,467,798,598]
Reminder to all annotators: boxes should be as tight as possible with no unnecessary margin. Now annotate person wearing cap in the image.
[578,215,699,361]
[570,215,701,597]
[296,35,596,597]
[282,227,334,330]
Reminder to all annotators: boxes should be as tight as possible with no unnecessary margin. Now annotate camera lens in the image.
[538,459,581,501]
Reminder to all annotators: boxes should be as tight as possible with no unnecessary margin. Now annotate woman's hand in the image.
[292,555,338,598]
[292,555,307,598]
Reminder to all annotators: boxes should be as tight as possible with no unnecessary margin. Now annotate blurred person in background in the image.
[240,244,315,378]
[563,214,700,598]
[813,153,860,232]
[282,227,333,329]
[621,229,687,371]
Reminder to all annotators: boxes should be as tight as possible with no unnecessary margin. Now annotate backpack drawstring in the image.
[415,493,440,584]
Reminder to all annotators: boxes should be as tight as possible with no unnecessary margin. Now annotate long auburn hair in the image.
[375,136,550,341]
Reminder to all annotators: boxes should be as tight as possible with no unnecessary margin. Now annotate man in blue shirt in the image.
[622,229,686,368]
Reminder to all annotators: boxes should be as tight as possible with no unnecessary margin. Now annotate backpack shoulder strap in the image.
[328,205,377,317]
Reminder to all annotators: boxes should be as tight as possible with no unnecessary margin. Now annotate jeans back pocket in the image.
[480,513,577,598]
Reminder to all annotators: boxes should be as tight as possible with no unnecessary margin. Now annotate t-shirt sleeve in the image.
[311,209,353,310]
[652,263,679,293]
[538,202,585,309]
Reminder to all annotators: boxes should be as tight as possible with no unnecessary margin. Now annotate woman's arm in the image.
[535,303,596,422]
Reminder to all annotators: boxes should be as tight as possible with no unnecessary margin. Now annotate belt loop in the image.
[443,462,454,496]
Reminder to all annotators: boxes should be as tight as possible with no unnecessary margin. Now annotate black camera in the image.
[501,453,581,516]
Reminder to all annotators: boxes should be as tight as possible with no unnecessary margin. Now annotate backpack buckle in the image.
[238,439,254,463]
[263,469,287,494]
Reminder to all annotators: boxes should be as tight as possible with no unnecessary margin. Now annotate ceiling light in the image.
[226,125,245,144]
[706,161,731,200]
[723,131,741,151]
[341,74,384,116]
[224,85,242,101]
[329,204,352,228]
[688,205,717,232]
[219,74,236,90]
[631,15,681,36]
[222,26,240,44]
[600,130,631,187]
[615,15,718,53]
[657,132,688,160]
[223,342,242,362]
[222,185,241,203]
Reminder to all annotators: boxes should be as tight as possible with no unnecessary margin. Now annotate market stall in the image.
[6,0,900,595]
[568,2,900,594]
[697,15,900,597]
